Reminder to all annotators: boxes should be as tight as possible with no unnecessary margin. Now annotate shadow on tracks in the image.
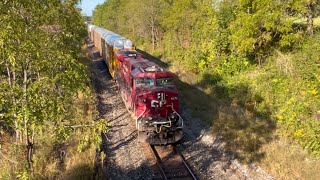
[88,43,154,179]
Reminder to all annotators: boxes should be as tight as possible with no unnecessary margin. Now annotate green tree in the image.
[289,0,320,34]
[228,0,295,64]
[0,0,91,172]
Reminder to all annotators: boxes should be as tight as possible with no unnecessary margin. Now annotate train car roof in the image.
[88,24,96,32]
[105,34,133,49]
[89,25,134,49]
[91,26,99,33]
[101,32,111,39]
[95,27,109,36]
[105,33,122,44]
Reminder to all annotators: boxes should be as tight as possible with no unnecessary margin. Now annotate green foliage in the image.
[228,0,299,60]
[77,119,110,152]
[15,169,29,180]
[251,34,320,156]
[289,0,320,15]
[0,0,106,176]
[92,0,320,157]
[217,55,251,77]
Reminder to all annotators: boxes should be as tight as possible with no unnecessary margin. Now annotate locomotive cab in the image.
[130,66,183,145]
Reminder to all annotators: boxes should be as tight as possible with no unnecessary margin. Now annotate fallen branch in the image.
[64,124,111,129]
[65,124,95,129]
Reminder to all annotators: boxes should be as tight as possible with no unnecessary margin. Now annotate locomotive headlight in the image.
[170,97,178,100]
[137,98,146,103]
[169,113,178,122]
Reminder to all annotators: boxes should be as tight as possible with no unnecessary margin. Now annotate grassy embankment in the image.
[0,44,102,180]
[143,24,320,179]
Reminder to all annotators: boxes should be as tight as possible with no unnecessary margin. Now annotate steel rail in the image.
[172,145,198,180]
[149,145,168,180]
[149,144,198,180]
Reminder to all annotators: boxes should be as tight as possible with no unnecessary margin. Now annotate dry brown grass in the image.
[275,51,294,75]
[260,138,320,179]
[31,133,99,179]
[79,43,91,67]
[0,135,26,179]
[57,138,97,180]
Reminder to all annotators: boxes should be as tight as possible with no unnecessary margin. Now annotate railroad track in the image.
[149,144,197,180]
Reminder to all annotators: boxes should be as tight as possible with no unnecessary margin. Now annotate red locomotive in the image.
[88,25,183,144]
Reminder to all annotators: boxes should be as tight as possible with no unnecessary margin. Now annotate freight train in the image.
[88,24,183,145]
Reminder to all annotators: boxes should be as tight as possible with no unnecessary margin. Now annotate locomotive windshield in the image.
[135,78,154,87]
[156,77,173,86]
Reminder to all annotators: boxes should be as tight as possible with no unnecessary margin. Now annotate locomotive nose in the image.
[135,89,179,118]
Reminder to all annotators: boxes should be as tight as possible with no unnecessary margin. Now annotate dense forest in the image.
[92,0,320,176]
[0,0,107,179]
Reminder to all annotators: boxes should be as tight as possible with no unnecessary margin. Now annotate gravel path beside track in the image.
[178,108,274,180]
[88,42,153,180]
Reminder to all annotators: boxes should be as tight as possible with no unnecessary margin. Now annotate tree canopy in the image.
[0,0,97,174]
[92,0,320,157]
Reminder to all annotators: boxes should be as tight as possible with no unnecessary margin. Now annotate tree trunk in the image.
[150,0,156,51]
[5,59,20,143]
[151,25,155,51]
[306,3,314,35]
[22,65,33,172]
[23,67,27,144]
[306,13,313,35]
[13,70,19,143]
[132,23,135,40]
[283,0,288,16]
[27,138,34,172]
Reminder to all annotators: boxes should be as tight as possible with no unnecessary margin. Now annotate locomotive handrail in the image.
[136,104,147,129]
[171,104,184,129]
